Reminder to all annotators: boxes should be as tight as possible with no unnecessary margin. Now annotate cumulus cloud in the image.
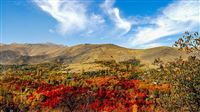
[101,0,132,33]
[33,0,104,35]
[130,0,200,47]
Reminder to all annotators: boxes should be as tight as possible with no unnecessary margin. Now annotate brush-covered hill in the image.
[0,43,189,66]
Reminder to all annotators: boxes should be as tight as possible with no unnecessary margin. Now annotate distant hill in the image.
[0,43,189,66]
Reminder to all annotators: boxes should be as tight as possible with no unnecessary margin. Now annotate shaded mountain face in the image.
[0,43,189,65]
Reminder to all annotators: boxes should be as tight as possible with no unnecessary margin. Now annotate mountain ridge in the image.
[0,43,189,65]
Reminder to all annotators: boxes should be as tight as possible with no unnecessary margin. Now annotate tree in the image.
[174,31,200,55]
[156,32,200,111]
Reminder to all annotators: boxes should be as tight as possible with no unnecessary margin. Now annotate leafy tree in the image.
[174,31,200,55]
[148,32,200,111]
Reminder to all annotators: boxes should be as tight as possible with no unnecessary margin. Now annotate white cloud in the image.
[33,0,132,39]
[130,0,200,47]
[33,0,104,35]
[141,43,163,49]
[101,0,132,33]
[33,0,199,48]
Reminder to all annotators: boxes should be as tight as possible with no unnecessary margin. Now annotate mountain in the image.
[0,43,189,66]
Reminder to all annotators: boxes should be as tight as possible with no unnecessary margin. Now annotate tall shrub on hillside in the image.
[174,31,200,55]
[146,32,200,111]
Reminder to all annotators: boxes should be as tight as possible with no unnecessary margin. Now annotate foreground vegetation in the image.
[0,60,166,111]
[0,32,199,112]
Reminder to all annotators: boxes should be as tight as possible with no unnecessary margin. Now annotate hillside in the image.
[0,43,189,67]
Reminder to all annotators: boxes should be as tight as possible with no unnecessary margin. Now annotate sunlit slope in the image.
[0,43,189,65]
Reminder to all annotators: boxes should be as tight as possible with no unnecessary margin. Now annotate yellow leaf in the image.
[132,104,138,112]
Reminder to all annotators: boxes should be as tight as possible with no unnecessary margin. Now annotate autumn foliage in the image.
[0,61,170,112]
[0,32,199,112]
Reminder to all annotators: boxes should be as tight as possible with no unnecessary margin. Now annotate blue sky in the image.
[1,0,199,48]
